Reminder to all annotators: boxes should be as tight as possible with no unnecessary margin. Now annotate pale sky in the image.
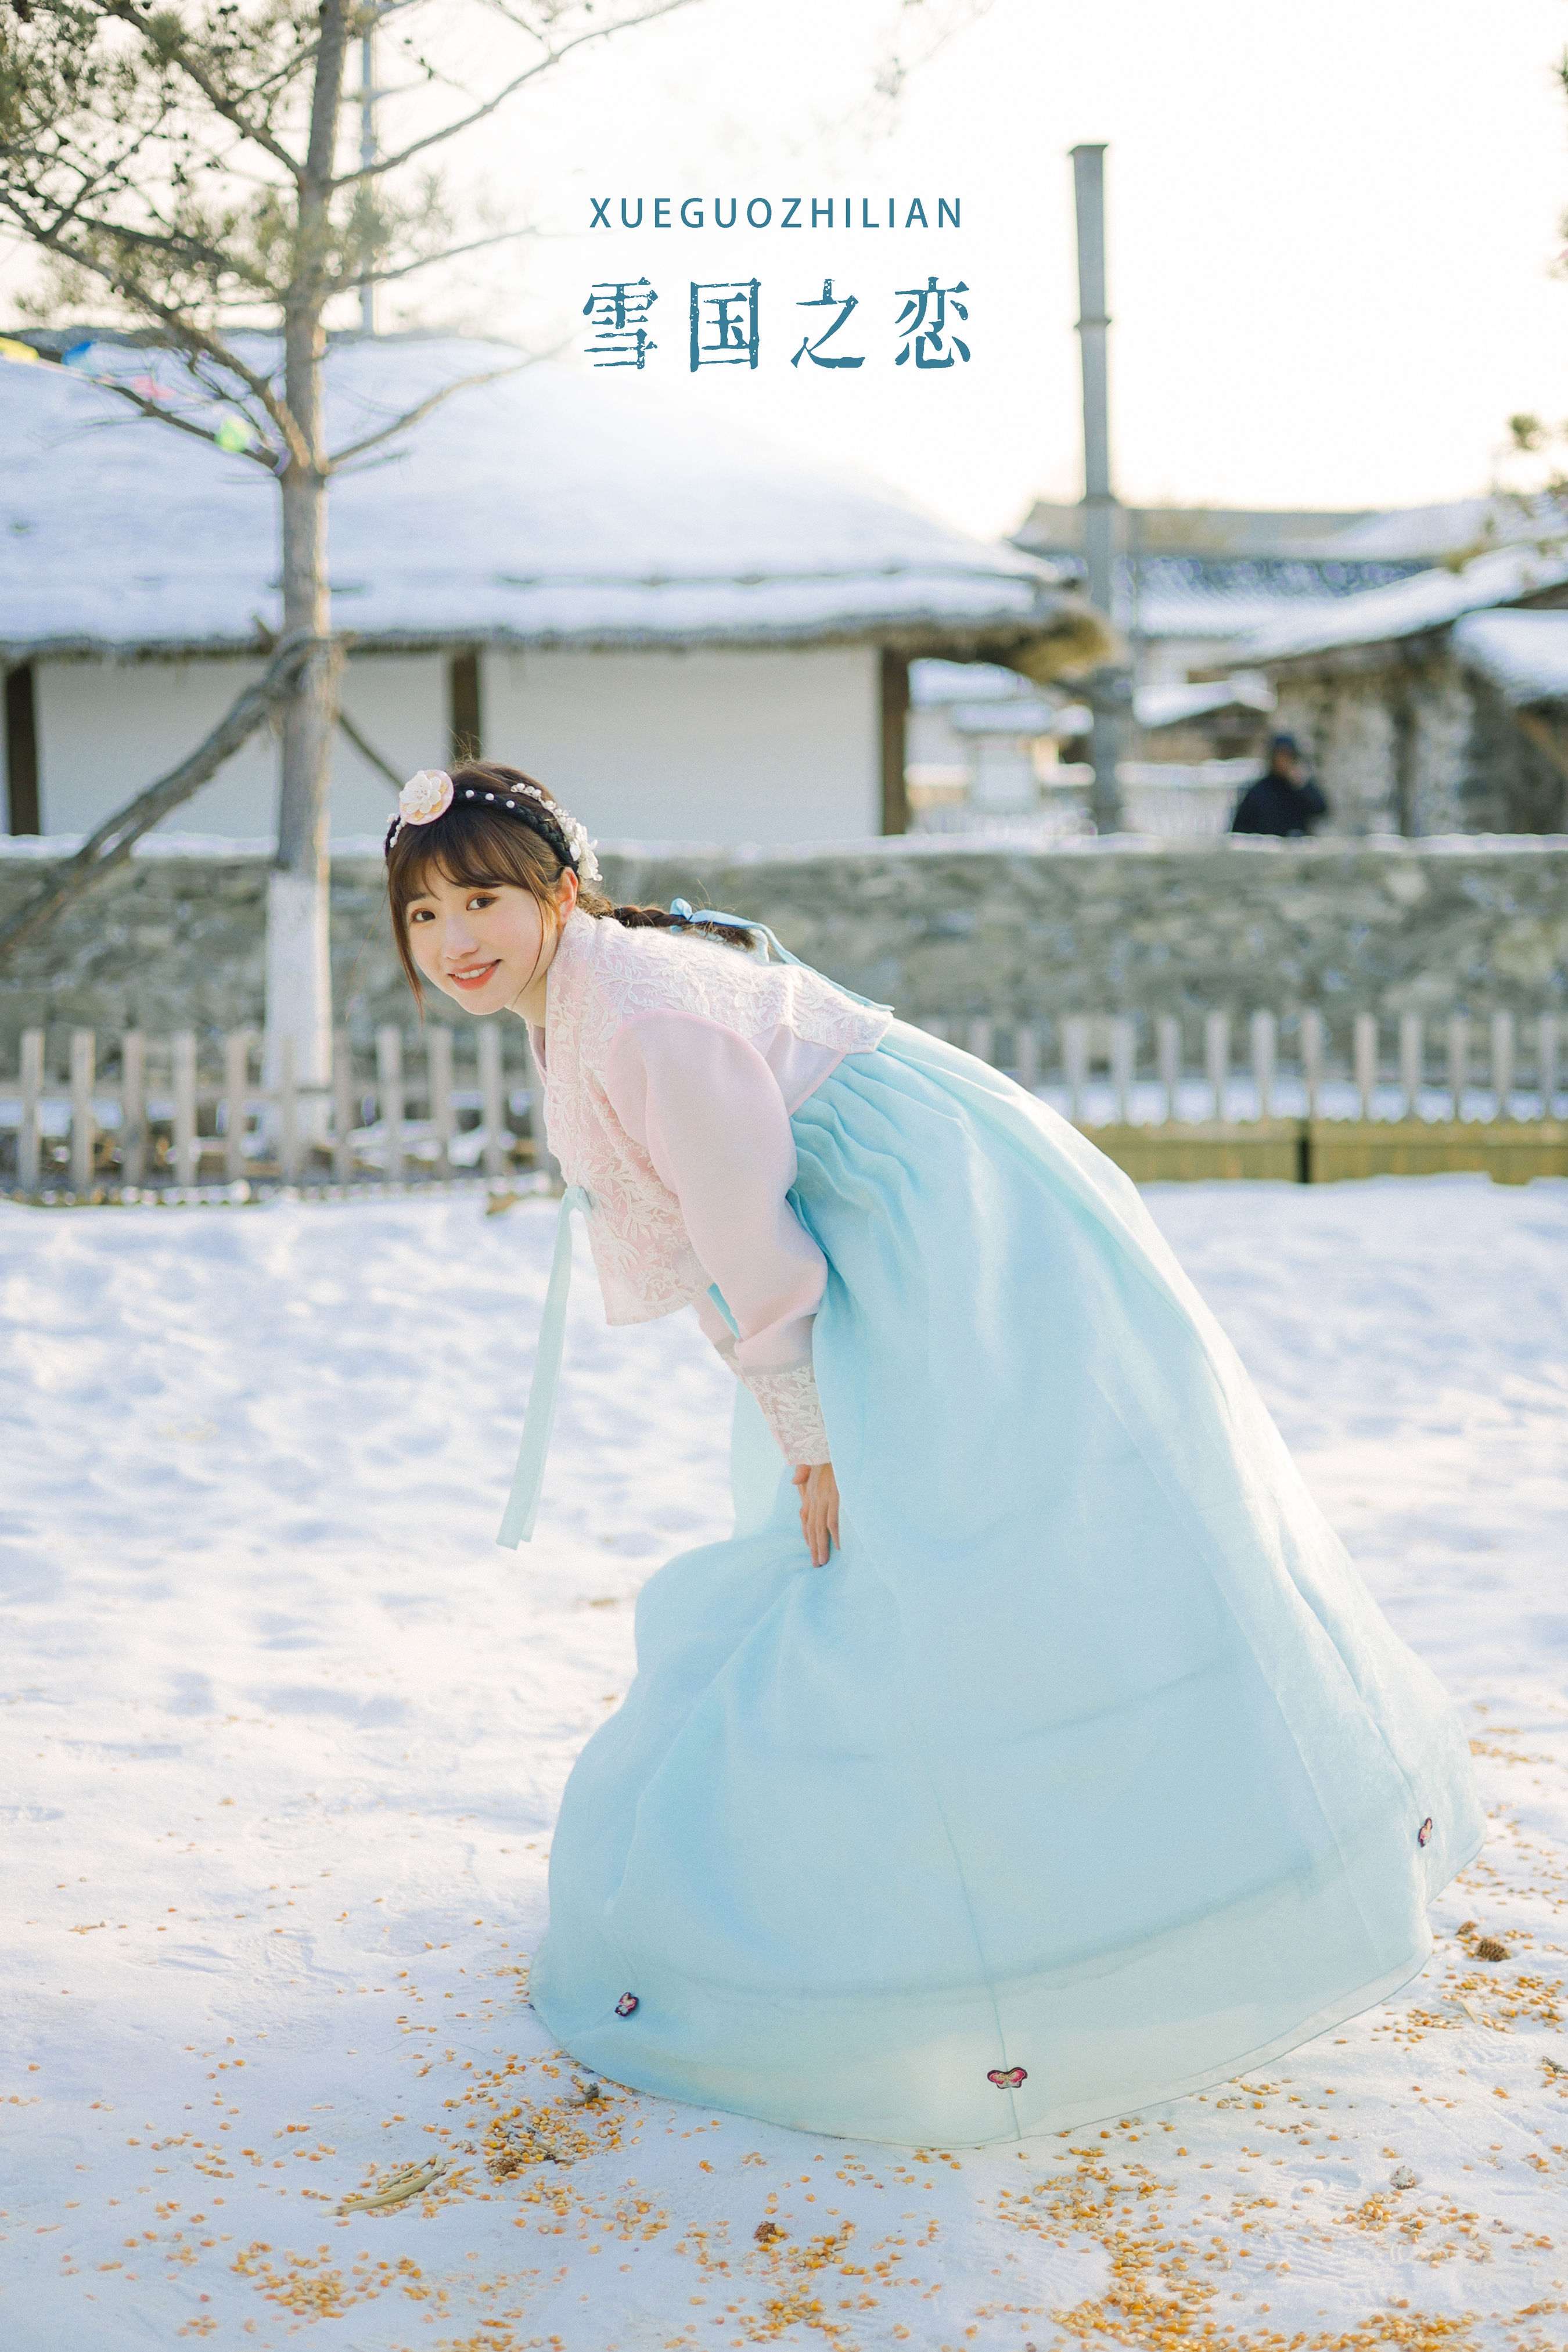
[10,0,1568,541]
[412,0,1568,538]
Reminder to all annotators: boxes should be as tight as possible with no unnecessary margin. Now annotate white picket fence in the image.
[920,1006,1565,1129]
[1,1005,1562,1196]
[0,1022,546,1194]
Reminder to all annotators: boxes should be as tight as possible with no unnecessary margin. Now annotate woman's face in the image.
[404,865,577,1019]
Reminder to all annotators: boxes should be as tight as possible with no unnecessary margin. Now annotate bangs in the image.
[395,823,514,897]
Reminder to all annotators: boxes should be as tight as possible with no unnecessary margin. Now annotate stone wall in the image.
[1271,648,1568,838]
[3,833,1567,1067]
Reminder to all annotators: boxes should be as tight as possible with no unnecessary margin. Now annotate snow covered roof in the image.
[1235,540,1568,667]
[1101,556,1422,646]
[1135,678,1274,731]
[1453,609,1568,707]
[1324,494,1565,562]
[0,333,1094,667]
[910,657,1047,706]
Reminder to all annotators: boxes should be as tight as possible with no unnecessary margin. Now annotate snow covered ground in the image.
[2,1174,1566,2352]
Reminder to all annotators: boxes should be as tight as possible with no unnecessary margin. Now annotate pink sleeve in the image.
[603,1013,833,1466]
[604,1012,826,1372]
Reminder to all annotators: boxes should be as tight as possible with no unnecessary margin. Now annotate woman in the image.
[387,759,1483,2149]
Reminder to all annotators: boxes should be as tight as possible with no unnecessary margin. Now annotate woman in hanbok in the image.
[386,760,1483,2149]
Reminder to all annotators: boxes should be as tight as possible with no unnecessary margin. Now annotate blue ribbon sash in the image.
[497,1183,591,1548]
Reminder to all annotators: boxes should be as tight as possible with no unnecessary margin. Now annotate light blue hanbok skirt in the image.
[528,1021,1483,2146]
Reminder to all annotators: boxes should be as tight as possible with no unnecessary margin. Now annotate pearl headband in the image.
[384,767,602,886]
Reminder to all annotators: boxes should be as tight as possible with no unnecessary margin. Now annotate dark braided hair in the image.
[384,762,754,1003]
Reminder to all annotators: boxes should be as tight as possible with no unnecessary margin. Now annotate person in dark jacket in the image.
[1232,733,1329,836]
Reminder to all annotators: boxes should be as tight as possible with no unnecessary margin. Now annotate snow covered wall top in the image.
[0,335,1088,662]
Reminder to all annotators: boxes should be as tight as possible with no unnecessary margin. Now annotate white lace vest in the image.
[535,911,891,1325]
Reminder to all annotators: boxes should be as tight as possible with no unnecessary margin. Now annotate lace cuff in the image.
[742,1361,830,1465]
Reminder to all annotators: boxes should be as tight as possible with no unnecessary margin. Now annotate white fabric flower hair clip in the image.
[384,767,602,886]
[398,768,455,826]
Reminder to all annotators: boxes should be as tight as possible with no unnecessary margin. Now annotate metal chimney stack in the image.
[1070,143,1127,833]
[359,28,378,336]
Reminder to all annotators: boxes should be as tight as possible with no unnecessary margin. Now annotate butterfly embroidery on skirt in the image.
[615,1992,639,2017]
[987,2066,1027,2089]
[1418,1818,1434,1847]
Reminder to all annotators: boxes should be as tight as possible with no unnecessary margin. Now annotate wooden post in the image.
[276,1033,299,1184]
[879,651,910,836]
[1110,1015,1135,1123]
[1540,1012,1560,1120]
[332,1031,354,1182]
[1353,1012,1378,1121]
[1204,1012,1229,1123]
[224,1031,250,1182]
[70,1028,95,1192]
[1398,1012,1423,1120]
[479,1021,506,1181]
[1300,1009,1324,1121]
[1447,1013,1469,1121]
[18,1028,42,1190]
[428,1024,454,1177]
[4,663,39,834]
[376,1026,404,1181]
[1063,1017,1089,1123]
[121,1031,146,1186]
[966,1016,994,1067]
[1156,1014,1181,1124]
[1250,1010,1276,1123]
[449,649,483,763]
[1491,1010,1515,1121]
[1015,1022,1040,1093]
[172,1030,198,1186]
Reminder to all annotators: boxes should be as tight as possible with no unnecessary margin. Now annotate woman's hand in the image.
[792,1461,840,1567]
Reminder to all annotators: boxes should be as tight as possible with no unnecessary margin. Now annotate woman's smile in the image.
[449,958,501,992]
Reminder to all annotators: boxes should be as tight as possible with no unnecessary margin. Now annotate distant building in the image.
[1010,501,1424,695]
[1452,610,1568,833]
[1,332,1104,847]
[1130,678,1275,768]
[1010,499,1568,833]
[1233,541,1568,835]
[906,660,1088,819]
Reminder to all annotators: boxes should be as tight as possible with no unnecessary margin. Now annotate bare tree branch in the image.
[75,374,282,470]
[325,361,526,467]
[337,708,404,789]
[0,633,324,971]
[332,224,535,296]
[5,187,274,301]
[339,0,700,186]
[107,0,310,184]
[0,199,313,466]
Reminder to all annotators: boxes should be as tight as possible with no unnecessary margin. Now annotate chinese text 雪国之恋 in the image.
[583,278,972,373]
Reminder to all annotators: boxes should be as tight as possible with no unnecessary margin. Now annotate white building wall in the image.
[33,652,447,840]
[337,656,448,830]
[29,643,880,846]
[482,645,880,845]
[37,656,276,837]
